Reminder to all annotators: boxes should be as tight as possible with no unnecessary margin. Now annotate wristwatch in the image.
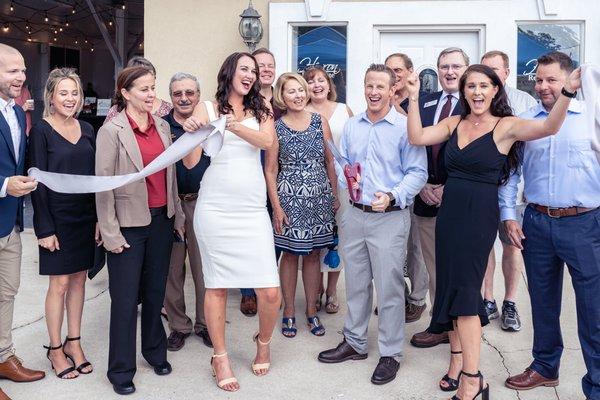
[386,192,396,206]
[561,87,577,98]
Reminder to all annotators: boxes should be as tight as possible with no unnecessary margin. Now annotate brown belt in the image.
[350,200,404,213]
[178,193,198,201]
[532,204,597,218]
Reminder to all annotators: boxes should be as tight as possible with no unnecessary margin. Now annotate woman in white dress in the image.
[183,52,281,392]
[304,66,353,314]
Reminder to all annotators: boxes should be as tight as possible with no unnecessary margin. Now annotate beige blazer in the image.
[95,110,184,251]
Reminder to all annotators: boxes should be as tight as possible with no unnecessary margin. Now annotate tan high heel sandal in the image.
[251,332,272,376]
[210,352,239,391]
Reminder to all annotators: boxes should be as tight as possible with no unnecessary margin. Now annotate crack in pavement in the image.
[482,333,523,400]
[11,286,109,332]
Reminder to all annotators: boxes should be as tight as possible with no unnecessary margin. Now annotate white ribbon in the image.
[28,116,226,194]
[580,64,600,163]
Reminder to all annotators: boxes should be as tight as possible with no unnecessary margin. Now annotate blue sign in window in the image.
[293,25,348,103]
[517,23,582,98]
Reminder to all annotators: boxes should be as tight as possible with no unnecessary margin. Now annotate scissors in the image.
[326,140,362,202]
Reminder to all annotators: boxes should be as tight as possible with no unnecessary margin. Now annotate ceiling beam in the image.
[84,0,123,68]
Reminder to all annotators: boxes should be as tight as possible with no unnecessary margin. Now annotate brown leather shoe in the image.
[240,295,257,316]
[410,329,449,348]
[405,303,426,323]
[0,388,12,400]
[505,368,559,390]
[167,331,190,351]
[0,355,45,382]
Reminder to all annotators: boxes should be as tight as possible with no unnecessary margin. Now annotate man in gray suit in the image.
[318,64,427,385]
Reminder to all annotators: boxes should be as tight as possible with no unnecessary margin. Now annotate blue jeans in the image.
[522,206,600,400]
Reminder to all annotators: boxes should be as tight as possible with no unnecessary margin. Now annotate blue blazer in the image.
[0,104,27,237]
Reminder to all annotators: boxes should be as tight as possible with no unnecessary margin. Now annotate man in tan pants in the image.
[163,73,212,351]
[0,44,45,400]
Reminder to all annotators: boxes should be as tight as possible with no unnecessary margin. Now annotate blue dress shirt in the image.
[338,106,427,208]
[499,100,600,221]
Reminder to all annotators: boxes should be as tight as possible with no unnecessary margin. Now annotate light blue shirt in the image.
[338,106,427,208]
[499,100,600,221]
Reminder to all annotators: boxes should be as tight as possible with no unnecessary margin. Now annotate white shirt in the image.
[0,97,22,198]
[433,91,460,124]
[506,86,538,116]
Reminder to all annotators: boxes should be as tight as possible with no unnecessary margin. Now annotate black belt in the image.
[149,206,167,217]
[350,200,404,213]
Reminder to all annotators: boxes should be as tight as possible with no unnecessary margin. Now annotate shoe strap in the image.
[65,336,81,342]
[43,344,63,351]
[212,352,228,359]
[450,350,463,355]
[460,370,481,378]
[254,332,272,346]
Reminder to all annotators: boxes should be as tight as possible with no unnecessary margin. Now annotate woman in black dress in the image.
[407,64,580,400]
[30,68,97,379]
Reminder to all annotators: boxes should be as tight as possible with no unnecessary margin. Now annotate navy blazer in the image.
[401,91,463,217]
[0,103,27,237]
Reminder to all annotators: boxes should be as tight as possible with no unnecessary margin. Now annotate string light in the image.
[108,19,113,27]
[2,23,10,32]
[44,12,49,22]
[72,6,76,14]
[90,47,94,52]
[53,36,57,41]
[9,2,14,12]
[59,27,63,32]
[65,17,69,27]
[75,39,78,44]
[27,35,32,42]
[84,38,88,43]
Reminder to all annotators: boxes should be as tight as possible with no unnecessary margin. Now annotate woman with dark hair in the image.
[407,63,580,400]
[96,66,184,395]
[183,52,281,392]
[103,56,172,124]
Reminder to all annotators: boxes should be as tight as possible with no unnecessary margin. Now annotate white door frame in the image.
[372,24,486,63]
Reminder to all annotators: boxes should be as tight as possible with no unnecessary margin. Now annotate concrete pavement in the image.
[2,229,587,400]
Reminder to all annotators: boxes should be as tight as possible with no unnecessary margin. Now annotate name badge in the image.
[424,100,438,108]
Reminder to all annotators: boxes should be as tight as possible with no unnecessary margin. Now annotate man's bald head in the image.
[0,44,26,101]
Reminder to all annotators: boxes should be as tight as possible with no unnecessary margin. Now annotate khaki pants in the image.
[164,199,206,334]
[0,228,21,362]
[414,215,437,308]
[405,209,428,306]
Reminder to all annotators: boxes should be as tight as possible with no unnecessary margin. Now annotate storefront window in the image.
[292,25,348,103]
[517,23,583,97]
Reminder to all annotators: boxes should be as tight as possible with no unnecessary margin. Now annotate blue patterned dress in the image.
[274,112,335,255]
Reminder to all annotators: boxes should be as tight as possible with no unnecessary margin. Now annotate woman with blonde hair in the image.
[266,72,338,338]
[303,66,352,314]
[29,68,97,379]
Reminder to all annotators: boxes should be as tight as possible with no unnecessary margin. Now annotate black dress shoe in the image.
[112,381,136,395]
[195,327,213,348]
[318,339,368,363]
[153,361,172,376]
[371,357,400,385]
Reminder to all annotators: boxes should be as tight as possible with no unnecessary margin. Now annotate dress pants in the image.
[523,206,600,400]
[342,206,409,357]
[405,208,428,306]
[165,199,205,333]
[414,215,437,308]
[106,209,174,385]
[0,228,20,362]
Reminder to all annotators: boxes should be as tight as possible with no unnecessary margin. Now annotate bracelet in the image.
[561,87,577,98]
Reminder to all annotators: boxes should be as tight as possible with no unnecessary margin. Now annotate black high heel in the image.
[43,343,78,379]
[440,351,462,392]
[62,336,93,374]
[451,370,489,400]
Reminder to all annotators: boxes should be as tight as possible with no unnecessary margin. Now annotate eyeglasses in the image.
[172,90,198,98]
[439,64,466,72]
